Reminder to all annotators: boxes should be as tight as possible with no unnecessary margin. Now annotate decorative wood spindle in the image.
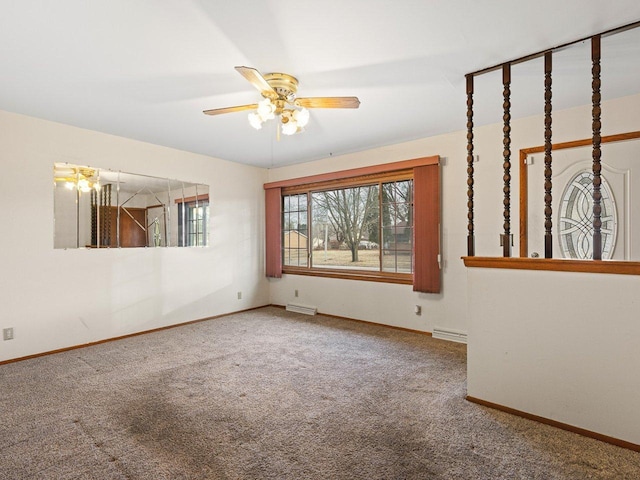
[502,63,512,257]
[466,74,475,256]
[544,52,553,258]
[591,35,602,260]
[102,183,112,246]
[91,189,97,247]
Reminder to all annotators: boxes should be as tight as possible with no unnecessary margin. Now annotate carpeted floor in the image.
[0,306,638,479]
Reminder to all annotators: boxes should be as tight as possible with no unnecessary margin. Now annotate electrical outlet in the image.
[414,305,422,316]
[295,289,299,297]
[237,291,242,300]
[3,328,14,341]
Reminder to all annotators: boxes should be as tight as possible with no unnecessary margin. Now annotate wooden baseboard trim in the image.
[0,305,269,366]
[466,395,640,453]
[270,304,434,337]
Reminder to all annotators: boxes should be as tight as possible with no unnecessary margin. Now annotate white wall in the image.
[0,110,269,362]
[467,267,640,445]
[268,93,640,446]
[467,93,640,446]
[3,90,639,446]
[267,130,469,335]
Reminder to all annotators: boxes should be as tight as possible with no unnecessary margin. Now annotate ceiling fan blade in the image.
[235,66,277,98]
[203,104,258,116]
[294,97,361,109]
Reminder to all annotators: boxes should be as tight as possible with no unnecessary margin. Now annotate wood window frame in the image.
[264,156,441,291]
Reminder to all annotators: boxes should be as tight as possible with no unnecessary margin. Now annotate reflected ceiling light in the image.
[54,164,100,193]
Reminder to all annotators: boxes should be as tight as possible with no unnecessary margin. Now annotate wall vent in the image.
[286,303,318,316]
[433,326,467,344]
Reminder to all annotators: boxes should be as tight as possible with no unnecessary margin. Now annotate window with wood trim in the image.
[177,196,209,247]
[264,157,441,292]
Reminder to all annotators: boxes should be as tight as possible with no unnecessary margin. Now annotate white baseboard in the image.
[433,326,467,344]
[285,303,318,316]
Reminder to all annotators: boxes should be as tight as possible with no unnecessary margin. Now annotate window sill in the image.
[282,267,413,285]
[462,256,640,275]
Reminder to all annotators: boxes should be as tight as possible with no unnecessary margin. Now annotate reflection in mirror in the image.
[53,163,209,249]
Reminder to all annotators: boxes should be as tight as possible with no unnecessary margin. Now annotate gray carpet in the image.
[0,306,638,479]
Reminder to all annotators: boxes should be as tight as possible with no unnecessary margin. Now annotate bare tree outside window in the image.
[282,178,413,273]
[382,180,413,273]
[312,185,379,264]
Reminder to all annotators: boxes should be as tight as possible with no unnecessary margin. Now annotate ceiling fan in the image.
[203,66,360,135]
[54,163,101,192]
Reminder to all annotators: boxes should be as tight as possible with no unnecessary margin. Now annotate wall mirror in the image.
[54,163,209,249]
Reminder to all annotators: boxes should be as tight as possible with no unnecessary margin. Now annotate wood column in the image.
[591,35,602,260]
[466,74,475,256]
[544,52,553,258]
[502,64,512,257]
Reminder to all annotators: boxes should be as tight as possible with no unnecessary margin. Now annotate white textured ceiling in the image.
[1,1,639,168]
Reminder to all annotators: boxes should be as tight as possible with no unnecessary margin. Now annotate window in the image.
[178,198,209,247]
[282,178,414,275]
[264,157,441,292]
[283,193,308,267]
[558,170,617,260]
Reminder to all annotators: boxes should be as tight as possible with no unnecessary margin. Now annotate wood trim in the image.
[543,51,553,258]
[466,396,640,453]
[282,267,413,285]
[591,35,603,260]
[462,256,640,275]
[270,304,434,337]
[0,306,269,366]
[519,150,528,257]
[502,63,512,257]
[264,155,439,190]
[520,130,640,156]
[466,74,475,256]
[282,170,413,195]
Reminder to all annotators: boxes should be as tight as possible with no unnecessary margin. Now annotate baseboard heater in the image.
[433,326,467,344]
[286,303,318,316]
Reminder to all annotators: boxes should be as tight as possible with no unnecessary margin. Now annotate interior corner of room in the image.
[1,3,640,477]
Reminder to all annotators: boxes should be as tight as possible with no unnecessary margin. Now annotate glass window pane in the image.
[310,185,379,271]
[380,180,414,273]
[283,194,309,267]
[284,180,413,275]
[382,183,395,203]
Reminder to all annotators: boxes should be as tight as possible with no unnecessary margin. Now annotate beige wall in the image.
[268,130,467,334]
[268,93,640,446]
[2,90,639,446]
[0,110,269,362]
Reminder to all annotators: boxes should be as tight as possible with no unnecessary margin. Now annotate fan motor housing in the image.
[263,73,299,100]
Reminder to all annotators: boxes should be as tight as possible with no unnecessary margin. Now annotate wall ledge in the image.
[462,256,640,275]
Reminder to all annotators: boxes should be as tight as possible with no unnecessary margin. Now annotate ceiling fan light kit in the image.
[54,164,101,193]
[204,66,360,136]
